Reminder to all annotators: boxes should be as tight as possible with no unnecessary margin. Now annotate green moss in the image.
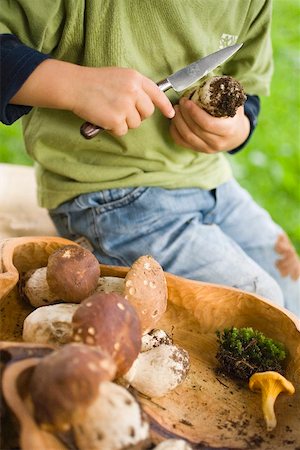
[216,327,286,381]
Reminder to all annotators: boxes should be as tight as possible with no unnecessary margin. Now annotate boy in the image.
[1,0,299,315]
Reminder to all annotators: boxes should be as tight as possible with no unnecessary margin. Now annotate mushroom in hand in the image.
[184,75,246,117]
[47,245,100,302]
[72,292,142,376]
[248,371,295,431]
[29,343,116,432]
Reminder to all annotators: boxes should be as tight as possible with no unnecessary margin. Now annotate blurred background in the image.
[0,0,299,251]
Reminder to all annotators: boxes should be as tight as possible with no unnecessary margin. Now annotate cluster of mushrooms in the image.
[16,245,192,449]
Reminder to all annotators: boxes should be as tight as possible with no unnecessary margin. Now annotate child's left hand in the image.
[169,97,250,153]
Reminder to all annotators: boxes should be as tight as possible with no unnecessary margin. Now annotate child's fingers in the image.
[142,78,175,119]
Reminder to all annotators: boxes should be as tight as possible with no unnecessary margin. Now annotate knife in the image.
[80,42,243,139]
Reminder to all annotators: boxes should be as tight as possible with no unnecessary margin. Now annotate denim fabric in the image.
[49,179,300,316]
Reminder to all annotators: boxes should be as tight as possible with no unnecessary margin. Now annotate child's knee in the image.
[274,233,300,281]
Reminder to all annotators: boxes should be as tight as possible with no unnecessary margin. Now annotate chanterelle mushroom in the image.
[47,245,100,302]
[72,292,141,376]
[248,371,295,431]
[124,255,168,334]
[29,343,116,432]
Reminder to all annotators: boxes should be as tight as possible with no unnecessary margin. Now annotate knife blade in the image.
[80,43,243,139]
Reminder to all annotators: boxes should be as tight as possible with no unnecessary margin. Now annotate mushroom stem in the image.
[183,75,246,118]
[261,389,278,431]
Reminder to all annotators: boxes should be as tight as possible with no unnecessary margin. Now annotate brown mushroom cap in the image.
[72,292,142,377]
[29,343,116,432]
[123,255,168,334]
[46,245,100,302]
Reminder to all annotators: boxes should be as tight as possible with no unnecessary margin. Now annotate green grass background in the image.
[0,0,299,251]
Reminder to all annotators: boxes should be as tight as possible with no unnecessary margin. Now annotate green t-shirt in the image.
[0,0,273,209]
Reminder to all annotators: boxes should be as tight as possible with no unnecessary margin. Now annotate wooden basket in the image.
[1,236,300,449]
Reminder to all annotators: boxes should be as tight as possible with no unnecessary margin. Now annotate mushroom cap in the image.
[73,381,150,450]
[72,292,142,376]
[29,343,116,432]
[123,255,168,334]
[22,303,79,345]
[249,371,295,395]
[46,245,100,302]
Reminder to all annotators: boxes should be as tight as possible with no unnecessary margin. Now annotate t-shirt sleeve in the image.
[228,95,260,154]
[0,34,52,124]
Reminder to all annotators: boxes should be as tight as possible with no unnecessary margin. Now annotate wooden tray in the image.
[1,236,300,450]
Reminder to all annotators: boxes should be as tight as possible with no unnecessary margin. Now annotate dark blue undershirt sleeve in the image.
[0,34,52,125]
[228,94,260,154]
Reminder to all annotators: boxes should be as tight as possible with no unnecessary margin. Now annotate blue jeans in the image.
[49,179,300,316]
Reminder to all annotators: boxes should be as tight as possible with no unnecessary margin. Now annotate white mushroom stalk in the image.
[73,381,150,450]
[22,303,78,345]
[123,343,190,398]
[154,439,193,450]
[21,267,60,307]
[184,75,246,118]
[141,328,173,352]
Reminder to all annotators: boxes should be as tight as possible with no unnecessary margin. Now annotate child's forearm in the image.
[10,59,174,136]
[10,59,77,111]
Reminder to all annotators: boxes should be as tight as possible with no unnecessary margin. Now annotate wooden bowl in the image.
[1,236,300,449]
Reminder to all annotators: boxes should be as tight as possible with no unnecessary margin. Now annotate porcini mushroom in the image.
[141,328,173,352]
[184,75,246,117]
[96,276,125,294]
[123,343,190,398]
[248,371,295,431]
[29,343,116,432]
[72,292,142,376]
[20,267,61,307]
[73,381,150,450]
[47,245,100,302]
[22,303,78,345]
[124,255,168,334]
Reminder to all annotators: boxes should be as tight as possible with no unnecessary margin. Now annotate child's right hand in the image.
[10,60,175,136]
[72,66,175,136]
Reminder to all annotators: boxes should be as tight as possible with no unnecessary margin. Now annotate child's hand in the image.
[169,97,250,153]
[71,66,175,136]
[10,60,175,137]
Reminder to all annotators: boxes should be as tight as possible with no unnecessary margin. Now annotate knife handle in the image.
[80,79,171,139]
[80,122,104,139]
